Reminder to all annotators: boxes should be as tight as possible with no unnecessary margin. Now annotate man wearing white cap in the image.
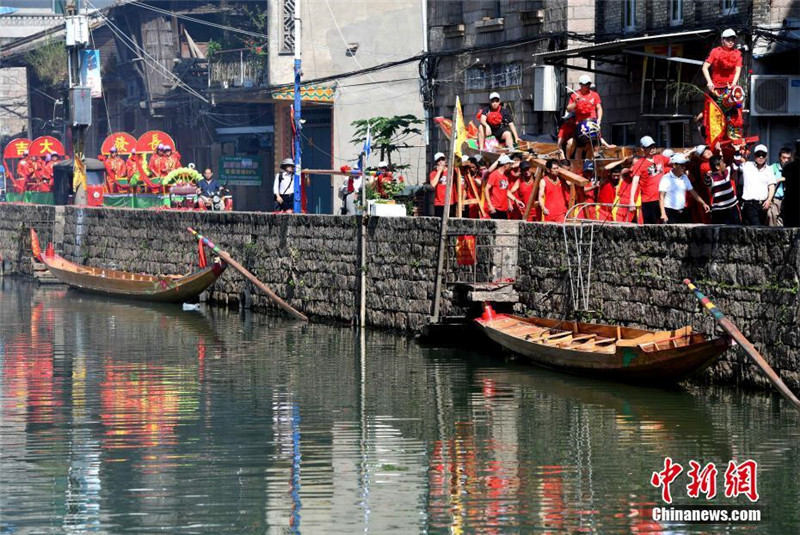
[739,144,776,225]
[567,75,603,125]
[485,154,513,219]
[480,92,519,149]
[702,29,742,93]
[430,151,454,217]
[631,135,661,224]
[659,154,709,224]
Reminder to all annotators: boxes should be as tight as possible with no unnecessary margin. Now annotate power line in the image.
[128,0,268,40]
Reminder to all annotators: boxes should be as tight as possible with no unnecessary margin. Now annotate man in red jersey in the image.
[429,152,453,218]
[485,154,513,219]
[538,159,569,223]
[631,136,661,224]
[702,29,742,93]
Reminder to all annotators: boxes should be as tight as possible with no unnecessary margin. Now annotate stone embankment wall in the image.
[0,204,798,391]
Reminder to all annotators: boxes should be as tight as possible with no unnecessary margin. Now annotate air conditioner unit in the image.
[750,75,800,116]
[532,65,558,111]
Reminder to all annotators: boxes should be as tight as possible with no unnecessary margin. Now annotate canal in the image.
[0,280,798,534]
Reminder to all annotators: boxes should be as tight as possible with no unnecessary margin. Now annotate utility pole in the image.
[65,0,91,202]
[292,0,302,213]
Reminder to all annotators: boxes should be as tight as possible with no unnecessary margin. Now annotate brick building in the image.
[426,0,597,154]
[533,0,800,155]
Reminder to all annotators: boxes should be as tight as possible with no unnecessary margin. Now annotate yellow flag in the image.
[453,95,467,160]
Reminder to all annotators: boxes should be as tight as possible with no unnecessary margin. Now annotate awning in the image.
[271,84,336,103]
[533,29,714,64]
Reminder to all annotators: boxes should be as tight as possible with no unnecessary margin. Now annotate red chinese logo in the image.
[724,460,759,502]
[686,460,718,499]
[650,457,684,504]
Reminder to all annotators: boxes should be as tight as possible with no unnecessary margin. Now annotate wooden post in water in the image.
[359,153,367,328]
[431,99,461,323]
[684,279,800,411]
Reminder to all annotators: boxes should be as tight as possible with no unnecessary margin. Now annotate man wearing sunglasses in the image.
[739,144,776,226]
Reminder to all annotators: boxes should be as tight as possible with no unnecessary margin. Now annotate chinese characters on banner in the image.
[218,156,262,186]
[651,457,759,504]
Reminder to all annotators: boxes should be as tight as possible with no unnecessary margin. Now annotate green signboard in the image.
[218,156,262,186]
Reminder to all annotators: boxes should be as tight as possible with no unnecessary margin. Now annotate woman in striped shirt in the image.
[704,155,741,225]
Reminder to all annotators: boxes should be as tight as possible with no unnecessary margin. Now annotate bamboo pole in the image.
[359,153,367,328]
[187,227,308,322]
[431,100,461,323]
[684,279,800,411]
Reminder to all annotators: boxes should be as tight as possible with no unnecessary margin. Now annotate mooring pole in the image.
[431,98,461,323]
[358,153,368,327]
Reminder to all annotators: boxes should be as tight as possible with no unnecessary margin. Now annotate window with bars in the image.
[280,0,295,55]
[670,0,683,25]
[465,63,522,91]
[623,0,636,32]
[721,0,738,15]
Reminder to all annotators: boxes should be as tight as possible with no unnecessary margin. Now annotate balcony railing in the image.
[208,48,268,89]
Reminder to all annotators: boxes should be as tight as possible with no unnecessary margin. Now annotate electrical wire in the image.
[87,0,209,104]
[129,0,268,40]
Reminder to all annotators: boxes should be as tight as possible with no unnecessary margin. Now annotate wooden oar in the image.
[684,279,800,410]
[188,227,308,322]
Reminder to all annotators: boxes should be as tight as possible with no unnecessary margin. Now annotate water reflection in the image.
[0,280,798,533]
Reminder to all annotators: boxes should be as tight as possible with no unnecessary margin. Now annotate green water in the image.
[0,280,797,534]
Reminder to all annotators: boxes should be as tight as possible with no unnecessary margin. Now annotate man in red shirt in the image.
[702,29,742,93]
[480,92,519,149]
[429,151,453,218]
[510,161,537,221]
[631,136,661,224]
[538,159,569,223]
[485,154,513,219]
[567,75,603,124]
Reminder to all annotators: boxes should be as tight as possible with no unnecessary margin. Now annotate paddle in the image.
[684,279,800,410]
[187,227,308,322]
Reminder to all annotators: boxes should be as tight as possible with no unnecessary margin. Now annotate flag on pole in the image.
[453,96,467,160]
[363,123,371,163]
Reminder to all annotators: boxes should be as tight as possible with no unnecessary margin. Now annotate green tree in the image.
[350,114,422,170]
[25,41,67,89]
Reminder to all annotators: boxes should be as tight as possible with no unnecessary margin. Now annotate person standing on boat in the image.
[274,158,296,212]
[486,154,513,219]
[631,136,660,224]
[538,159,569,223]
[480,92,519,149]
[704,155,741,224]
[739,144,776,226]
[659,154,709,224]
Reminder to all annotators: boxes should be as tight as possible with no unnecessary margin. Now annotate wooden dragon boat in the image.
[30,229,225,303]
[474,310,730,383]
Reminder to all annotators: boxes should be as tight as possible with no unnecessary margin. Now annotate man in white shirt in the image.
[739,144,776,226]
[274,158,295,212]
[659,154,709,224]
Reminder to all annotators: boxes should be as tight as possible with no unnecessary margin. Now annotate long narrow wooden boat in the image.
[475,312,730,383]
[31,230,225,303]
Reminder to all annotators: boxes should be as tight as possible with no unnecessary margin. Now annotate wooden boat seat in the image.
[528,330,572,344]
[617,326,692,347]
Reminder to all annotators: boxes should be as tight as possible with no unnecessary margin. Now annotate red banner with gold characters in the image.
[3,138,33,160]
[101,132,137,155]
[29,136,65,157]
[456,235,477,266]
[135,130,176,153]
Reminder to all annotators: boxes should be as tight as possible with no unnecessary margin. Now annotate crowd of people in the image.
[424,26,799,227]
[426,135,798,227]
[13,151,61,192]
[100,143,182,193]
